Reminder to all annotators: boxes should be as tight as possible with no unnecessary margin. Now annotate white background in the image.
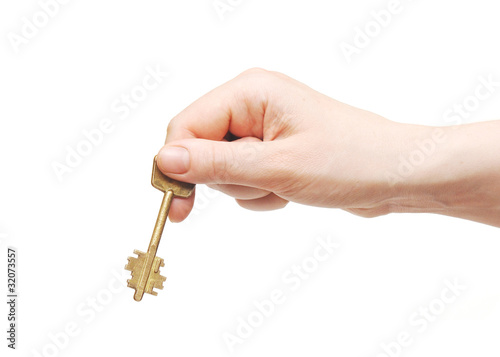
[1,0,500,356]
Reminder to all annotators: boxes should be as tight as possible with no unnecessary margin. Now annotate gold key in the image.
[125,155,195,301]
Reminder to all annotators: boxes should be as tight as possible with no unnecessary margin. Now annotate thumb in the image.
[157,138,276,187]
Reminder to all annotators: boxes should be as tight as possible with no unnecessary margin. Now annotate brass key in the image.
[125,155,194,301]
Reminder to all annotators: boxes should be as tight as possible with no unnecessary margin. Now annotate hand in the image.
[158,68,500,227]
[157,68,412,221]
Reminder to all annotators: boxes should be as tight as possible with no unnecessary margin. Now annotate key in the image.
[125,155,195,301]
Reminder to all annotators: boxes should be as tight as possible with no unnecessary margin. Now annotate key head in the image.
[151,155,195,198]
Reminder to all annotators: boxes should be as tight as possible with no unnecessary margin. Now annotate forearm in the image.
[392,120,500,227]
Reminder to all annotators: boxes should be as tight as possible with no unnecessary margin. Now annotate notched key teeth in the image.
[124,260,138,273]
[125,250,146,271]
[124,258,135,271]
[152,256,165,273]
[151,280,166,295]
[133,249,145,256]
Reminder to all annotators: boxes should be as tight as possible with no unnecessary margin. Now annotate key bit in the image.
[125,155,194,301]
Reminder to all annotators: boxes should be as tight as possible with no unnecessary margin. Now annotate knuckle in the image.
[208,145,234,184]
[166,118,178,136]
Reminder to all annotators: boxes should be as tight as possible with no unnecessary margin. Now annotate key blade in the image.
[145,274,167,294]
[144,256,167,295]
[125,251,167,299]
[125,250,147,289]
[151,155,194,197]
[125,250,146,271]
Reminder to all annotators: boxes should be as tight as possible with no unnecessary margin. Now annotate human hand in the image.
[158,68,500,227]
[157,69,410,222]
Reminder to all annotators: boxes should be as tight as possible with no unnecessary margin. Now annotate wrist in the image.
[387,122,500,226]
[378,123,447,213]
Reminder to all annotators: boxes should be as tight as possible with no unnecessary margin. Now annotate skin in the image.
[157,68,500,228]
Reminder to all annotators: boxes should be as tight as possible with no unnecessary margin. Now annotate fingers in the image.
[207,183,270,200]
[169,190,195,223]
[344,207,390,218]
[201,136,271,198]
[157,138,282,188]
[236,193,289,211]
[165,68,273,144]
[158,135,279,221]
[160,69,292,221]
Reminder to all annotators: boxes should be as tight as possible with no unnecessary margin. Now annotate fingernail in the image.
[158,146,190,174]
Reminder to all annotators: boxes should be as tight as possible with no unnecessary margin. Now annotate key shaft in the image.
[134,189,173,301]
[149,189,174,254]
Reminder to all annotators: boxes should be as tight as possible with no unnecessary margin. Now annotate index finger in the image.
[165,68,272,144]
